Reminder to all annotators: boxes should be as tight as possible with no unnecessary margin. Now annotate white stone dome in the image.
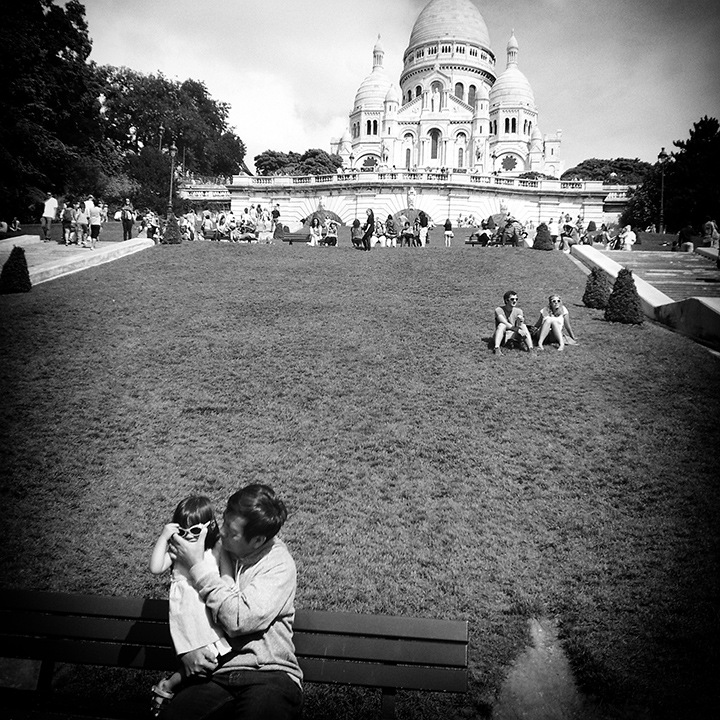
[385,85,399,104]
[490,66,535,107]
[354,67,393,110]
[407,0,491,48]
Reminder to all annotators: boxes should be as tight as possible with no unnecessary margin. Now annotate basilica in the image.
[331,0,563,178]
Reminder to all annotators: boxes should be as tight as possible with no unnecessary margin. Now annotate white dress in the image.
[168,545,233,656]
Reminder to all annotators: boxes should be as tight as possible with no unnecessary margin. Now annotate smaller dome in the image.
[385,85,399,103]
[490,66,535,107]
[374,36,384,54]
[531,126,542,140]
[354,67,393,110]
[507,31,518,51]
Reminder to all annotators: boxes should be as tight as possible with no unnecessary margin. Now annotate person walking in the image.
[40,191,58,242]
[444,218,453,247]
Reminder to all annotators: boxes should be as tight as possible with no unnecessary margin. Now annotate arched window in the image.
[454,83,464,101]
[458,147,464,168]
[511,118,517,133]
[373,119,378,135]
[405,148,411,169]
[468,85,476,106]
[407,90,412,103]
[415,85,422,98]
[430,129,440,159]
[366,120,372,135]
[504,118,510,134]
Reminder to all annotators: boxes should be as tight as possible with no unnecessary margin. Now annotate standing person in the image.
[149,496,233,717]
[534,295,577,351]
[618,225,636,251]
[493,290,535,356]
[417,210,429,247]
[547,218,558,247]
[271,204,281,232]
[385,215,398,247]
[88,202,102,249]
[443,217,453,247]
[40,191,58,242]
[361,209,375,251]
[75,202,89,247]
[163,484,303,720]
[61,201,76,245]
[121,199,135,241]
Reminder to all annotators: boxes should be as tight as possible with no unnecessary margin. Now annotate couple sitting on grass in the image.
[493,290,577,355]
[149,484,302,720]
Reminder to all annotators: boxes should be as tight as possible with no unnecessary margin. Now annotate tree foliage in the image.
[621,117,720,232]
[0,1,247,218]
[561,158,652,184]
[605,268,644,324]
[583,267,612,309]
[533,223,554,250]
[0,0,105,218]
[254,149,342,176]
[0,246,32,294]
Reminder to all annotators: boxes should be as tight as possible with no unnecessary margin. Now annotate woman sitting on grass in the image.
[534,295,577,351]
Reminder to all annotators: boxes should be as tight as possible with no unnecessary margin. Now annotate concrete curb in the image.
[695,246,719,262]
[570,244,720,349]
[30,238,156,285]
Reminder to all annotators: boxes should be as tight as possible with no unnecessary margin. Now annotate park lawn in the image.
[0,242,718,719]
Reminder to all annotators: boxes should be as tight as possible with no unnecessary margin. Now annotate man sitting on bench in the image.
[165,484,302,720]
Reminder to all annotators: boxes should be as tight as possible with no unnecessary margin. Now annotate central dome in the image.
[407,0,491,49]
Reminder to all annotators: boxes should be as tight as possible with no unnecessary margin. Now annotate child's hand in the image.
[161,523,180,540]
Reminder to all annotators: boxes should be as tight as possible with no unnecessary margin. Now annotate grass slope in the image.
[1,243,718,719]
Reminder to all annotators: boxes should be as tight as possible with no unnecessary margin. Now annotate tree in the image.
[582,267,612,309]
[99,67,246,204]
[561,158,652,184]
[0,0,106,219]
[605,269,644,324]
[254,148,341,176]
[621,117,720,232]
[533,222,554,250]
[0,246,32,294]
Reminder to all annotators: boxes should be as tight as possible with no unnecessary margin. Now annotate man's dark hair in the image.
[503,290,518,303]
[226,484,287,542]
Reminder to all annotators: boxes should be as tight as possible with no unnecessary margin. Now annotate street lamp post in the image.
[658,147,669,233]
[168,142,177,217]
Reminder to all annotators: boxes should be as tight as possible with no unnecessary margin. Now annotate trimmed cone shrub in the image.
[161,214,182,244]
[582,267,612,308]
[605,268,644,324]
[533,222,554,250]
[0,246,32,293]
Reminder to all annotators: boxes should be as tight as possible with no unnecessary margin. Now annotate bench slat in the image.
[0,636,176,672]
[299,657,467,693]
[294,632,466,667]
[0,591,168,621]
[295,610,467,643]
[1,613,172,646]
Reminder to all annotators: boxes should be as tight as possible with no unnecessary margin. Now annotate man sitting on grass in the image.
[166,484,303,720]
[493,290,535,356]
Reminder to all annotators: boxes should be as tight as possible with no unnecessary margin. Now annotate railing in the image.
[228,172,629,196]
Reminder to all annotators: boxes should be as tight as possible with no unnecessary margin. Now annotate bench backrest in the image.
[0,591,468,695]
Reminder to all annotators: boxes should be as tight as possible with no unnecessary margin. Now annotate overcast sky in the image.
[84,0,720,173]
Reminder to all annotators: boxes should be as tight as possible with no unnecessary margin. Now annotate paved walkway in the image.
[602,249,720,301]
[0,235,154,285]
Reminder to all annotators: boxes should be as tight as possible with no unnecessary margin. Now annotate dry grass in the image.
[1,242,718,719]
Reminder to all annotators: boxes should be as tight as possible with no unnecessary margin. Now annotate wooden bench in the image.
[0,591,468,719]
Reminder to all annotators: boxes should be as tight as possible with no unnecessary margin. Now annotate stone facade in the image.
[331,0,563,178]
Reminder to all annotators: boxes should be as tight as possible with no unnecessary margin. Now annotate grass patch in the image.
[1,243,718,719]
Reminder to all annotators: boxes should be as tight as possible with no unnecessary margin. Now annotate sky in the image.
[83,0,720,173]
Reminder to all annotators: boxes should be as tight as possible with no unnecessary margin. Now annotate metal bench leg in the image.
[380,688,396,719]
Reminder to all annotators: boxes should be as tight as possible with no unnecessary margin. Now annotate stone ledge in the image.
[695,246,718,261]
[571,244,720,350]
[30,238,155,285]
